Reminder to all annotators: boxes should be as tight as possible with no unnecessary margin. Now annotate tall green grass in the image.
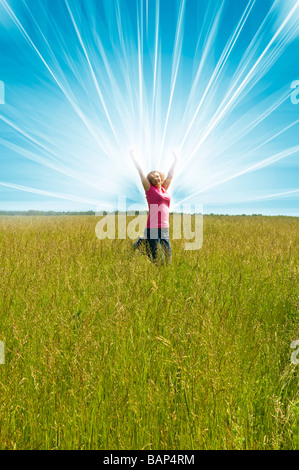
[0,215,298,449]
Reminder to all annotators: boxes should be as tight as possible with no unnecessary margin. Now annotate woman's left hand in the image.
[171,149,179,161]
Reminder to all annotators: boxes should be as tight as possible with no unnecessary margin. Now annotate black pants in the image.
[133,228,172,264]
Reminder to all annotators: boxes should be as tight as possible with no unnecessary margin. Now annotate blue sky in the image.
[0,0,298,215]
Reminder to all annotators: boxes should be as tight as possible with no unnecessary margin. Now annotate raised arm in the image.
[129,148,150,191]
[162,150,178,190]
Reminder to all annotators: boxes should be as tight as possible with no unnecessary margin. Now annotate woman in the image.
[129,148,178,264]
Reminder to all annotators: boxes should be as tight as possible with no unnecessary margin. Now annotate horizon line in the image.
[0,210,298,218]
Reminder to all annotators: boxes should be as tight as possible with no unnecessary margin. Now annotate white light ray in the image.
[0,181,98,206]
[64,0,123,151]
[179,2,225,129]
[179,0,256,152]
[194,89,297,165]
[1,0,115,162]
[0,136,117,194]
[137,0,144,136]
[173,145,299,208]
[178,0,299,174]
[114,0,136,130]
[157,0,186,167]
[151,0,160,129]
[248,188,299,201]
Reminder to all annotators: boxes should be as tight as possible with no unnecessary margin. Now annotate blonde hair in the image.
[147,170,165,186]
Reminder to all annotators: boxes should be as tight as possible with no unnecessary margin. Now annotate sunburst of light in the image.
[0,0,298,214]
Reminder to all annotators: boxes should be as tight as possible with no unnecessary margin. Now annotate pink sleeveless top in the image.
[145,184,171,228]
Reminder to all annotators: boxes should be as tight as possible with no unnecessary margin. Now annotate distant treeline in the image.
[0,210,96,216]
[0,210,266,217]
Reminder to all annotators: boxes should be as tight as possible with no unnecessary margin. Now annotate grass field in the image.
[0,214,298,450]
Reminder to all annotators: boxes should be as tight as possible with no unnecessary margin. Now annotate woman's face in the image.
[151,171,161,187]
